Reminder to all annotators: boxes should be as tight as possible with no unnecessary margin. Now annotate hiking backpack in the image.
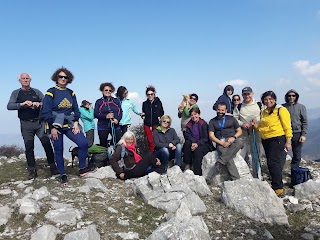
[89,144,109,168]
[291,166,312,186]
[117,145,136,171]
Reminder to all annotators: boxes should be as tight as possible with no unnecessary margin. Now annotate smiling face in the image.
[287,92,297,104]
[103,86,113,97]
[57,71,69,87]
[146,91,155,101]
[125,136,134,146]
[19,73,31,89]
[217,104,227,118]
[191,111,200,122]
[263,95,276,109]
[242,92,253,104]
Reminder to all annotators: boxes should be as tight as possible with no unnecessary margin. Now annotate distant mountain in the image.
[302,117,320,159]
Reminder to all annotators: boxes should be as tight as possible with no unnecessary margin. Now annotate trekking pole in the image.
[110,119,117,147]
[252,128,263,180]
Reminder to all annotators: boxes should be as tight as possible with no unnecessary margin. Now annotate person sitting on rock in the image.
[110,131,165,180]
[153,115,182,170]
[209,102,243,180]
[183,107,215,175]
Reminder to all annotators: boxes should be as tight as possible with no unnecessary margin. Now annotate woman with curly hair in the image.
[42,67,96,184]
[94,82,122,147]
[116,86,142,135]
[141,85,164,152]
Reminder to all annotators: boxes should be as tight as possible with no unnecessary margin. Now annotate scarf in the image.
[122,142,142,163]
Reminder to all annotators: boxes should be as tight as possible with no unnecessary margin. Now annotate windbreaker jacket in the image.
[94,96,122,130]
[79,107,95,132]
[257,105,293,140]
[282,89,308,137]
[109,144,137,175]
[142,97,164,127]
[153,126,180,150]
[213,85,233,114]
[119,98,141,125]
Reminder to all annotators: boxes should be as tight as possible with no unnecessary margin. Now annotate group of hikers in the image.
[7,67,308,197]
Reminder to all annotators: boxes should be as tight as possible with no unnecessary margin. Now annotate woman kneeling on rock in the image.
[110,131,165,180]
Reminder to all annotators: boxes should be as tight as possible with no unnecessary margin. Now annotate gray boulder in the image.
[31,225,61,240]
[202,151,252,185]
[0,205,11,226]
[32,186,50,201]
[64,224,100,240]
[84,178,107,192]
[294,179,320,201]
[86,166,116,179]
[19,198,40,215]
[222,178,288,225]
[45,207,83,225]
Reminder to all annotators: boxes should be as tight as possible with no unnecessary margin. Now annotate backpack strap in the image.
[237,103,242,111]
[257,102,262,110]
[120,145,126,159]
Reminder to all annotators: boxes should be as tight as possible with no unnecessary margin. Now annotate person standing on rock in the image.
[209,102,243,180]
[232,87,263,178]
[213,85,234,114]
[7,73,58,179]
[282,89,308,169]
[252,91,292,197]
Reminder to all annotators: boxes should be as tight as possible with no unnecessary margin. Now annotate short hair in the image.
[160,115,172,127]
[217,102,227,108]
[99,82,115,92]
[118,130,136,145]
[189,107,201,115]
[51,67,74,84]
[116,86,127,100]
[232,94,241,101]
[145,85,156,95]
[261,91,277,102]
[18,73,32,80]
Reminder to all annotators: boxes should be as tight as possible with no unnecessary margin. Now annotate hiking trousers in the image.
[262,135,286,190]
[20,120,55,171]
[144,125,157,152]
[217,138,243,180]
[85,129,94,147]
[291,132,303,168]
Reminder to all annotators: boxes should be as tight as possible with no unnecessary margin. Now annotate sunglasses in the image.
[58,75,69,79]
[233,99,240,101]
[104,89,112,93]
[162,120,170,123]
[190,97,197,100]
[288,95,296,97]
[147,93,154,96]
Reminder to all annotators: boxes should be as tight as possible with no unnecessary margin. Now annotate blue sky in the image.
[1,0,320,137]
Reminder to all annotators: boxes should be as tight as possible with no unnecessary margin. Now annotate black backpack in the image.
[291,166,312,186]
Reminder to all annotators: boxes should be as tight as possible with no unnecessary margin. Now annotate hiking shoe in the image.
[60,175,68,184]
[275,188,285,197]
[50,167,59,176]
[79,167,97,177]
[28,169,38,180]
[184,164,191,171]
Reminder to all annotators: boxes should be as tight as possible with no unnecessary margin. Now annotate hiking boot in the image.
[28,169,38,180]
[184,164,191,171]
[212,161,223,176]
[79,167,97,177]
[275,188,285,197]
[50,167,59,176]
[60,175,68,184]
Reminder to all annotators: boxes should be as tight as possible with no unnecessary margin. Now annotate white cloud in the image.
[128,92,142,103]
[307,77,320,86]
[218,79,248,88]
[293,60,320,76]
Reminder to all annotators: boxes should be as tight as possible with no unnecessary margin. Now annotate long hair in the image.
[118,130,136,145]
[116,86,127,100]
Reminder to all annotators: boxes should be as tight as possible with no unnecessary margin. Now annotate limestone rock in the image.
[0,189,12,195]
[31,225,61,240]
[114,232,139,239]
[64,224,100,240]
[86,166,116,179]
[85,178,107,192]
[0,205,11,226]
[45,207,83,225]
[19,198,40,215]
[222,178,288,225]
[294,179,320,201]
[32,186,50,201]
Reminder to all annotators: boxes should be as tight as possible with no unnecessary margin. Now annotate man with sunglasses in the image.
[283,89,308,169]
[7,73,58,179]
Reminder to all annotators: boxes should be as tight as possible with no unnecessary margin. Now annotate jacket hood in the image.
[223,85,233,95]
[285,89,299,103]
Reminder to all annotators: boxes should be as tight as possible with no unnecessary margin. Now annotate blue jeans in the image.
[155,143,182,167]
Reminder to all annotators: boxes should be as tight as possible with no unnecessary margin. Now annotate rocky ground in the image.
[0,154,319,240]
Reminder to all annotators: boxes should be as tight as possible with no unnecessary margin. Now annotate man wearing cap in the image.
[79,100,95,147]
[233,86,263,179]
[178,93,199,139]
[7,73,58,179]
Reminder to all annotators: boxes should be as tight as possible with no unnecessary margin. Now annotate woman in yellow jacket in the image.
[252,91,292,196]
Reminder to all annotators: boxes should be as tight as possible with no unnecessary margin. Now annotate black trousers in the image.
[183,140,211,175]
[262,135,286,190]
[124,152,165,179]
[291,132,303,168]
[20,120,55,170]
[98,129,122,147]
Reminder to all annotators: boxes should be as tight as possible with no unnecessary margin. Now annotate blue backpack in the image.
[291,167,312,186]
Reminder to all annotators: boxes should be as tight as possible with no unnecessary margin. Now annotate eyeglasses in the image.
[233,99,240,102]
[58,75,69,79]
[20,78,30,80]
[147,93,154,96]
[104,89,112,92]
[190,97,197,100]
[288,95,296,97]
[162,120,170,123]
